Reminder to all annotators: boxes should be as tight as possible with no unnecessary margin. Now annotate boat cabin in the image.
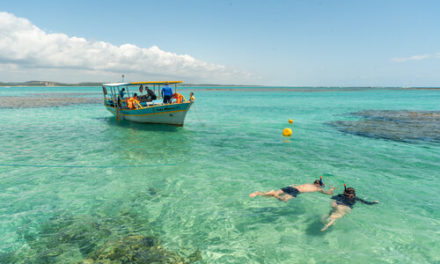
[102,81,185,109]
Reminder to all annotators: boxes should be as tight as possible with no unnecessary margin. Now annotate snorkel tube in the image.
[320,176,324,186]
[344,183,347,191]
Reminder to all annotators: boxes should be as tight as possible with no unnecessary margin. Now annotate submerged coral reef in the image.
[82,235,200,264]
[2,211,201,264]
[329,110,440,143]
[0,96,101,108]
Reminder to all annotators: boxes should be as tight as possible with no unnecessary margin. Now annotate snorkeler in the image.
[321,184,379,232]
[249,176,335,202]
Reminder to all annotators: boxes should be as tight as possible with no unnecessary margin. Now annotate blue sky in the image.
[0,0,439,86]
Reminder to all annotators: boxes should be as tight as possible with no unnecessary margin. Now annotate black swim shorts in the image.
[281,186,300,197]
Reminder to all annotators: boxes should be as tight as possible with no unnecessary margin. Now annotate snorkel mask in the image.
[344,184,356,198]
[320,176,325,186]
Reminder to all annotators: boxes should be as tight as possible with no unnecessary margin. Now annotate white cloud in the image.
[0,12,251,83]
[391,54,432,62]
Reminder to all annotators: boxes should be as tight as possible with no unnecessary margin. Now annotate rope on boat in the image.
[0,163,176,169]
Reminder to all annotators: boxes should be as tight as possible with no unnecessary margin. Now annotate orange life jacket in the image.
[172,93,183,104]
[126,97,135,109]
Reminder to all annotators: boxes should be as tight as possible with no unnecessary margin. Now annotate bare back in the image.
[292,183,322,193]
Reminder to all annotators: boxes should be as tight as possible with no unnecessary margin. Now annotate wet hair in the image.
[344,187,356,199]
[314,179,323,186]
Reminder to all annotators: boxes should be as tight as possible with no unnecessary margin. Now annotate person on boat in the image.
[321,185,378,232]
[161,82,173,104]
[126,96,135,109]
[249,177,335,202]
[133,93,142,108]
[190,92,195,102]
[126,93,141,109]
[146,86,157,101]
[119,88,126,99]
[171,92,184,104]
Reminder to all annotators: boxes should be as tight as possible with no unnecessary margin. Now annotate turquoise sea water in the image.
[0,86,439,263]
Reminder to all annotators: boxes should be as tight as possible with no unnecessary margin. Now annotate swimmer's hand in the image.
[374,200,379,204]
[322,186,336,195]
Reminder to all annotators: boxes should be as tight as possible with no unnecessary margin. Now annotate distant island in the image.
[0,81,438,89]
[0,80,264,87]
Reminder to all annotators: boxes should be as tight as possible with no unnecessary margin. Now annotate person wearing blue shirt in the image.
[161,83,173,104]
[119,88,126,99]
[117,88,126,107]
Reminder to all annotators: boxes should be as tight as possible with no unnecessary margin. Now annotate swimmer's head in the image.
[344,187,356,199]
[314,179,324,187]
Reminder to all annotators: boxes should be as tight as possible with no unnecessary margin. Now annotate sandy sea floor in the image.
[0,86,439,263]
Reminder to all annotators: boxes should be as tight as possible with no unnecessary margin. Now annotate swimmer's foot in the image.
[321,219,335,232]
[249,192,263,198]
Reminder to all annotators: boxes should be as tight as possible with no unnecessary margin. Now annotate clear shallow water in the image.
[0,86,439,263]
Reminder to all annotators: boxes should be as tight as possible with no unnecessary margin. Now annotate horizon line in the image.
[0,80,440,89]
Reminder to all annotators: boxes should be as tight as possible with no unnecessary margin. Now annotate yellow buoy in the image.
[288,119,293,124]
[283,128,292,137]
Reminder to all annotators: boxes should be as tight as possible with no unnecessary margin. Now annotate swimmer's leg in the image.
[321,205,351,232]
[250,190,283,199]
[321,219,336,232]
[321,201,337,222]
[249,191,263,198]
[278,194,294,202]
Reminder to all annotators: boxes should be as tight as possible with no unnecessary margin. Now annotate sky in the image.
[0,0,439,86]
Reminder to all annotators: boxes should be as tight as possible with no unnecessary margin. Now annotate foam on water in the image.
[0,87,439,263]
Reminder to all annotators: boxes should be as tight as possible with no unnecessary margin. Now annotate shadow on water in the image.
[235,204,308,234]
[99,117,181,132]
[305,217,328,236]
[247,204,307,222]
[94,116,194,163]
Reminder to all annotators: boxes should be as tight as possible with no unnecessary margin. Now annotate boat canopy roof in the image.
[103,81,183,87]
[131,81,183,85]
[103,82,130,87]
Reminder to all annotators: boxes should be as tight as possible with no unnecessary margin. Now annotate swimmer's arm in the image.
[356,197,379,205]
[320,186,336,195]
[331,194,343,200]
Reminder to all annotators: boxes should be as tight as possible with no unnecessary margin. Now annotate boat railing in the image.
[102,81,191,110]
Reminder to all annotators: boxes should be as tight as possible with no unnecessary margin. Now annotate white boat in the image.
[102,81,193,126]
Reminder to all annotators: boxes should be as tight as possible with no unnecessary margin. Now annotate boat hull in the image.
[105,102,193,126]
